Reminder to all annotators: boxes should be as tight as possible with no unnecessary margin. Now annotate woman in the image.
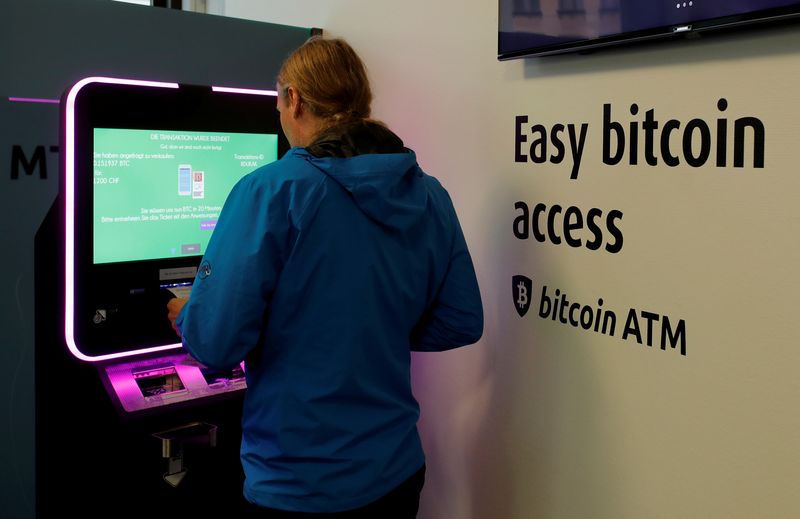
[169,36,483,517]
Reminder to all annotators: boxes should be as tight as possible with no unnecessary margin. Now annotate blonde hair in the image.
[277,36,373,124]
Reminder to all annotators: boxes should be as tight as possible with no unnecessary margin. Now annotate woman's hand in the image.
[167,297,188,337]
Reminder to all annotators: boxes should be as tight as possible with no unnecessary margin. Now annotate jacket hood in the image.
[299,149,428,232]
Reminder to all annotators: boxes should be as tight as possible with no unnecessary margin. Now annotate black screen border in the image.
[63,79,289,359]
[498,3,800,60]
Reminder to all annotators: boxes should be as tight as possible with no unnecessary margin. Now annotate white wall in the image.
[219,1,800,518]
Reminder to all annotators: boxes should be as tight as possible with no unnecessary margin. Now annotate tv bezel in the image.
[498,3,800,60]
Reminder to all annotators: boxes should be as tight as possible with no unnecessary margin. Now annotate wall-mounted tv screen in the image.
[498,0,800,59]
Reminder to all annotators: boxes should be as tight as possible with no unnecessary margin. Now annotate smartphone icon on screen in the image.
[178,164,192,196]
[192,171,205,199]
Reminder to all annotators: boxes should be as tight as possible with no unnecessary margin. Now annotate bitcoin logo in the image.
[512,275,533,317]
[516,282,528,309]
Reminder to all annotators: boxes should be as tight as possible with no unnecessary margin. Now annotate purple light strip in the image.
[9,97,61,104]
[65,77,180,362]
[212,85,277,96]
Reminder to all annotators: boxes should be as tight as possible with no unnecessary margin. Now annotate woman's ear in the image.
[287,86,303,118]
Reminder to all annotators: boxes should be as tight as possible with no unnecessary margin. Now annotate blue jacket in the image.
[177,142,483,512]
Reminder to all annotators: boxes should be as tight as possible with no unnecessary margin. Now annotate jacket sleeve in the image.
[411,206,483,352]
[176,173,288,369]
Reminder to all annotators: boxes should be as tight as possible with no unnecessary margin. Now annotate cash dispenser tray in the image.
[153,421,218,487]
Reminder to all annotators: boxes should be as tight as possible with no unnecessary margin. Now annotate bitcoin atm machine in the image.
[35,77,288,516]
